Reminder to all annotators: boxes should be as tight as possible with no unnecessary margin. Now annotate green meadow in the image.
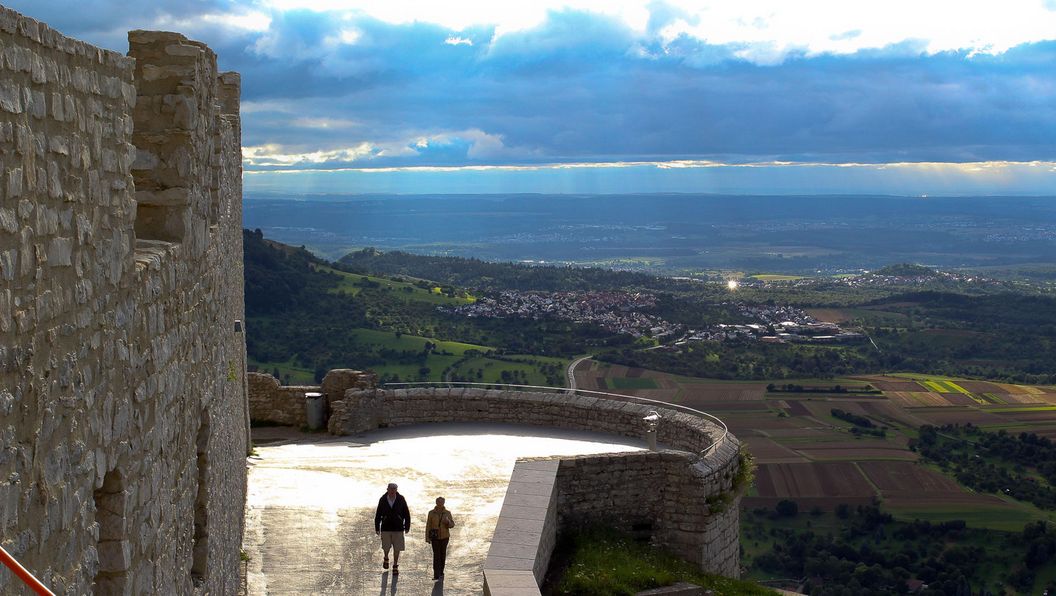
[318,264,475,305]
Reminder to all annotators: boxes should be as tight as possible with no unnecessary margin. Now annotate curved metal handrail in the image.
[0,545,55,596]
[381,381,730,459]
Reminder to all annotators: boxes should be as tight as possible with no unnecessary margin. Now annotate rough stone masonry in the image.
[0,5,247,595]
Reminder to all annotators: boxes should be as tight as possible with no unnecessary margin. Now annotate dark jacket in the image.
[375,493,410,532]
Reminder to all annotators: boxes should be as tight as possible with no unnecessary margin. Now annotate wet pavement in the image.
[243,423,645,595]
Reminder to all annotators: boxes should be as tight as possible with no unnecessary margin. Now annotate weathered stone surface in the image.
[0,5,245,595]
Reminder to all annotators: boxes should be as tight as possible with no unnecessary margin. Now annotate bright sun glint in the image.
[727,280,739,290]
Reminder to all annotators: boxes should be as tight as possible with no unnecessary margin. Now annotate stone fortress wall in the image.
[0,6,247,595]
[251,379,744,593]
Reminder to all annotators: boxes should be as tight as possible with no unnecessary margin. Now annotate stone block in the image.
[0,80,20,113]
[7,168,22,198]
[47,236,72,266]
[97,539,131,573]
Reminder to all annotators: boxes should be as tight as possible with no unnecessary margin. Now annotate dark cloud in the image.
[7,2,1055,172]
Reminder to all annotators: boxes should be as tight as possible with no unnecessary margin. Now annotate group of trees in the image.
[910,424,1056,510]
[600,342,877,380]
[745,503,1055,595]
[830,409,887,438]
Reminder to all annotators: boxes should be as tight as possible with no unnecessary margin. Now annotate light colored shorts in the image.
[380,530,405,552]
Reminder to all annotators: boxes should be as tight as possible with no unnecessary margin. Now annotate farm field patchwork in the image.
[753,461,875,500]
[740,437,807,464]
[584,364,1056,531]
[857,461,962,495]
[913,408,1008,426]
[795,446,918,461]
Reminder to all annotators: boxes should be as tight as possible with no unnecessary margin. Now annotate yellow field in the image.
[918,379,970,395]
[888,391,949,407]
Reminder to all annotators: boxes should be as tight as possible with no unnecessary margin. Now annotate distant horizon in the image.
[243,192,1056,273]
[245,189,1056,200]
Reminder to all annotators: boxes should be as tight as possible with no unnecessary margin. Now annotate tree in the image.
[776,499,799,517]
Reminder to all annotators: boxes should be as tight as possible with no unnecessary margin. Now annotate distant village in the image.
[443,290,863,346]
[443,290,673,337]
[679,303,864,346]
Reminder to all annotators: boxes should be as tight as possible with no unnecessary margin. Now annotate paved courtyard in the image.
[243,423,645,595]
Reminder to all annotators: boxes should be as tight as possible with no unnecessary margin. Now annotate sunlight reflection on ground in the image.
[244,423,645,595]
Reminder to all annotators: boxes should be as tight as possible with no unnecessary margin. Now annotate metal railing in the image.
[381,381,730,459]
[0,545,55,596]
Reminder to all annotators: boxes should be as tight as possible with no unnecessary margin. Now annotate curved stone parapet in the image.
[330,386,729,456]
[329,387,744,593]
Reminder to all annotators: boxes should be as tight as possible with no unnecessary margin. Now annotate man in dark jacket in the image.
[374,482,411,574]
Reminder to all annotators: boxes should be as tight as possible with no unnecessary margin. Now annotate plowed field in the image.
[754,462,875,498]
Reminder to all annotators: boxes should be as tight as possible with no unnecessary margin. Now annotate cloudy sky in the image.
[11,1,1056,195]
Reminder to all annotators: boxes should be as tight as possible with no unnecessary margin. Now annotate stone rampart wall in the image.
[247,369,378,428]
[329,387,742,592]
[330,387,725,456]
[247,373,314,428]
[0,7,246,595]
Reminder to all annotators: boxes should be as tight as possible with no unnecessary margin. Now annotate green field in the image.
[449,354,569,387]
[248,356,317,385]
[610,377,660,389]
[351,329,491,382]
[347,328,487,354]
[886,504,1049,532]
[318,265,475,305]
[252,329,493,384]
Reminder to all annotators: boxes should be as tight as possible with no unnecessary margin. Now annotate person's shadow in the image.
[379,571,399,594]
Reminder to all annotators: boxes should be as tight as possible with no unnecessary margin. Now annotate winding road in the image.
[566,355,592,390]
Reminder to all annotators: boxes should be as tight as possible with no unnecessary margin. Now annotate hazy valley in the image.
[245,193,1056,277]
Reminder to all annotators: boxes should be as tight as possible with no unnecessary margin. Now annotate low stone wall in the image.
[247,373,315,428]
[330,387,725,456]
[248,369,378,428]
[329,387,742,594]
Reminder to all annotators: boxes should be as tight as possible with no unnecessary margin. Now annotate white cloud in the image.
[242,128,539,168]
[260,0,1056,61]
[289,117,362,130]
[200,10,272,32]
[444,36,473,46]
[243,142,378,166]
